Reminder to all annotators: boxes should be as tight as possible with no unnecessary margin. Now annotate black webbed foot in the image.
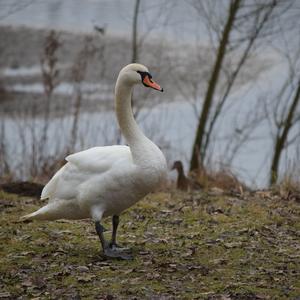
[103,245,133,260]
[95,217,133,260]
[109,242,132,253]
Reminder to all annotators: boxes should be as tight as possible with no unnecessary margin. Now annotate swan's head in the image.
[119,63,163,92]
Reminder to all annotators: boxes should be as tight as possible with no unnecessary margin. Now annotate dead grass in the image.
[190,166,247,193]
[0,187,299,299]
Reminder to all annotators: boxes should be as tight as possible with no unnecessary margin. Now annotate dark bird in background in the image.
[92,21,106,35]
[171,160,189,191]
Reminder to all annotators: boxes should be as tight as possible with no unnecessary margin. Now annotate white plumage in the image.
[21,64,167,259]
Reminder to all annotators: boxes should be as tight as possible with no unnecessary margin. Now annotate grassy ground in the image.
[0,188,299,299]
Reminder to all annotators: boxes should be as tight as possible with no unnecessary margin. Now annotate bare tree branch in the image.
[190,0,242,171]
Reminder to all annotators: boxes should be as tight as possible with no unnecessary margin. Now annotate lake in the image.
[0,0,298,187]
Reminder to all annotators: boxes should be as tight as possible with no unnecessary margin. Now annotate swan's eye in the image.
[137,71,152,80]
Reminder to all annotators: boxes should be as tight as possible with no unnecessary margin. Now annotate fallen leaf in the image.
[0,292,11,298]
[77,274,95,282]
[208,187,224,196]
[223,242,242,248]
[123,268,134,274]
[22,279,33,287]
[77,266,89,272]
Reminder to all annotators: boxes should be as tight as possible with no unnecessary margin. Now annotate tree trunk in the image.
[202,1,277,159]
[130,0,141,120]
[270,80,300,185]
[131,0,140,63]
[189,0,241,171]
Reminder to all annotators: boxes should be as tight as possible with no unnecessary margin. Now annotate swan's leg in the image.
[95,221,108,249]
[111,215,119,246]
[110,215,131,252]
[95,220,132,260]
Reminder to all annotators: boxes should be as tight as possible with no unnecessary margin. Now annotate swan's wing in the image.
[65,145,131,172]
[41,165,66,200]
[41,145,132,201]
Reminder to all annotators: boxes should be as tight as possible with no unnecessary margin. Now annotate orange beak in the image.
[143,75,163,92]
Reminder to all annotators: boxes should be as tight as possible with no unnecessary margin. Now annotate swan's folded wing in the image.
[65,145,132,172]
[41,145,132,201]
[41,165,66,200]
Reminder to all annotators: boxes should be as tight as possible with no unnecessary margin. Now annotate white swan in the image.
[21,63,167,259]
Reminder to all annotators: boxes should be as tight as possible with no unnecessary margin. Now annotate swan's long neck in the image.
[114,71,167,181]
[115,76,149,149]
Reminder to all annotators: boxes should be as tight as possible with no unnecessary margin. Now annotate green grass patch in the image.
[0,190,299,299]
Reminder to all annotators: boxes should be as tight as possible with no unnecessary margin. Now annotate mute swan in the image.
[21,63,167,259]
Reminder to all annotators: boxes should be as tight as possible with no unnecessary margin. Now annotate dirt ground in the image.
[0,187,299,299]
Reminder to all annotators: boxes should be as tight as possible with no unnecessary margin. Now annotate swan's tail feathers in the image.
[20,210,45,222]
[20,205,56,221]
[20,201,86,222]
[20,212,38,222]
